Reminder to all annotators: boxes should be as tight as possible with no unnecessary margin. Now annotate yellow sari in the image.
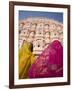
[19,41,36,79]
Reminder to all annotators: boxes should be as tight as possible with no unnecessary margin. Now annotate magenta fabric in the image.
[28,40,63,78]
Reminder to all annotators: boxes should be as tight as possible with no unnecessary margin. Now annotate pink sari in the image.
[28,40,63,78]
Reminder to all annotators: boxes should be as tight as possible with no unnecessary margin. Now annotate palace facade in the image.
[19,17,63,55]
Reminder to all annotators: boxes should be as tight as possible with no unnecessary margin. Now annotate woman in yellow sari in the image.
[19,41,36,79]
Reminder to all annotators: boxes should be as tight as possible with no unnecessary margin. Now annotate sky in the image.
[19,10,63,23]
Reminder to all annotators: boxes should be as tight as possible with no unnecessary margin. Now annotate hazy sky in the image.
[19,10,63,23]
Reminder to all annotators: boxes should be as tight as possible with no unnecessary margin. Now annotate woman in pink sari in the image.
[28,40,63,78]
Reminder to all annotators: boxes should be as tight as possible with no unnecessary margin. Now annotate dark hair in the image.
[30,43,33,52]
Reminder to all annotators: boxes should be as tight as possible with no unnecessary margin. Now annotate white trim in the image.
[14,6,68,85]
